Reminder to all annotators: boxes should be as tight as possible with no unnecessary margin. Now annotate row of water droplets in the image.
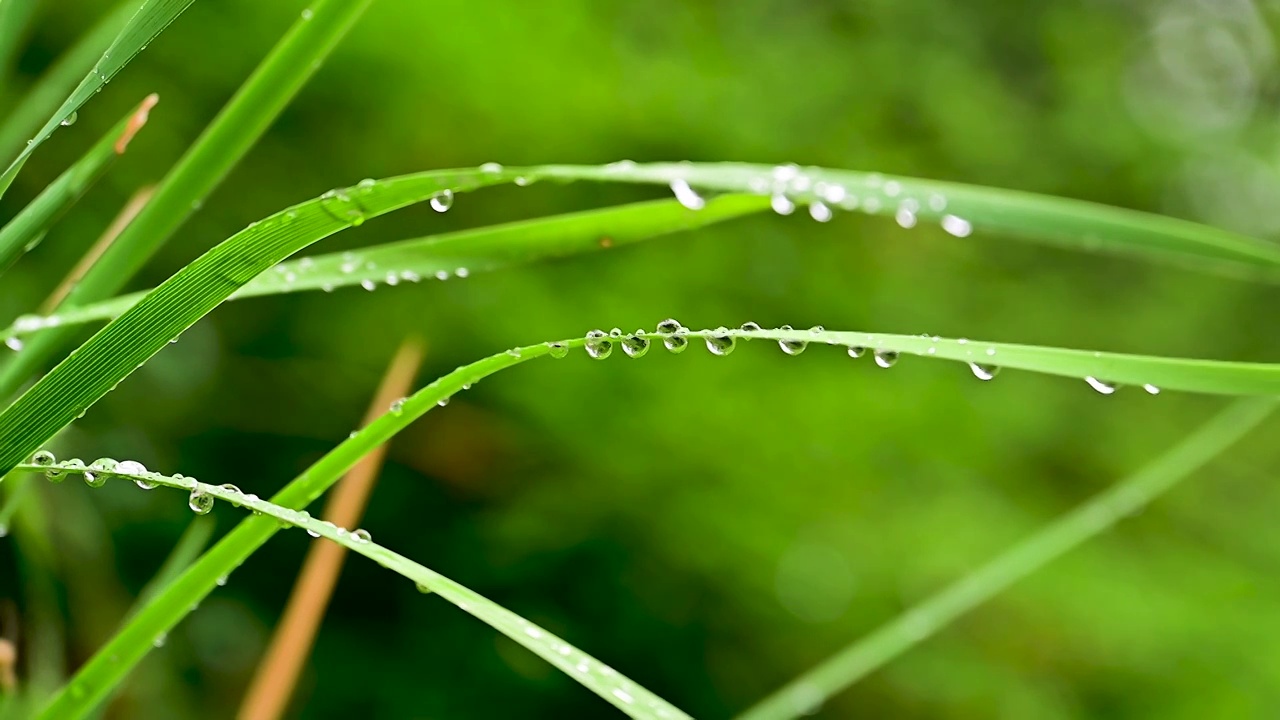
[23,451,375,543]
[645,161,974,237]
[543,319,1162,395]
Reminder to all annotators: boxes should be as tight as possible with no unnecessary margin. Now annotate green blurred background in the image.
[4,0,1280,717]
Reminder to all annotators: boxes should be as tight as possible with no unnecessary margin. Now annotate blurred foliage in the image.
[4,0,1280,717]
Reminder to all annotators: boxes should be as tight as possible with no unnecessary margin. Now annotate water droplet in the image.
[1084,377,1118,395]
[216,575,228,587]
[31,450,55,466]
[360,279,376,291]
[848,346,866,358]
[941,214,972,237]
[153,633,167,648]
[45,466,64,482]
[809,201,832,222]
[319,189,364,225]
[546,342,569,359]
[351,528,371,543]
[301,8,313,20]
[584,330,612,359]
[455,267,470,278]
[771,194,796,215]
[969,363,999,381]
[480,162,503,173]
[612,689,635,704]
[436,397,450,407]
[189,489,214,515]
[60,111,78,127]
[622,334,650,358]
[416,582,432,593]
[705,329,736,356]
[895,204,918,228]
[430,189,454,212]
[669,179,705,210]
[656,318,683,334]
[873,349,898,368]
[740,321,762,332]
[1143,384,1161,395]
[389,398,406,414]
[609,328,623,338]
[663,333,687,353]
[777,325,806,356]
[884,180,902,196]
[307,526,321,538]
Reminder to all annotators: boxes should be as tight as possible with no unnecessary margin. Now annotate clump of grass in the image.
[1,2,1277,719]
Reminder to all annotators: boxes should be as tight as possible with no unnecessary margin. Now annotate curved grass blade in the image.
[0,0,376,399]
[27,321,1280,717]
[1,195,768,341]
[0,0,193,198]
[0,94,157,275]
[0,0,135,161]
[737,397,1275,720]
[14,462,689,720]
[528,162,1280,275]
[0,169,514,477]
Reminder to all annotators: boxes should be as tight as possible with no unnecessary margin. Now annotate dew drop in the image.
[848,346,866,358]
[188,488,214,515]
[656,318,683,334]
[31,450,55,466]
[705,329,736,356]
[663,333,688,354]
[740,321,762,332]
[351,528,371,543]
[776,325,806,356]
[430,189,454,212]
[941,214,972,237]
[546,342,569,359]
[300,8,313,20]
[584,330,612,359]
[480,162,503,173]
[1084,377,1118,395]
[436,397,450,407]
[216,575,228,587]
[771,194,796,215]
[60,111,78,127]
[1143,384,1161,395]
[809,201,832,222]
[969,363,1000,381]
[669,179,705,210]
[622,334,650,358]
[873,349,899,368]
[895,205,918,228]
[360,279,376,291]
[389,398,406,414]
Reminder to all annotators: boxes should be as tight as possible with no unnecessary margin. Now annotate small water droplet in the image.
[153,633,167,648]
[546,342,569,359]
[430,189,454,212]
[480,162,503,173]
[848,346,866,358]
[585,330,613,359]
[669,178,705,210]
[895,205,918,228]
[1143,384,1161,395]
[351,528,371,543]
[216,575,228,587]
[705,329,736,356]
[656,318,683,334]
[31,450,55,466]
[390,398,406,414]
[771,194,796,215]
[1084,377,1118,395]
[873,349,898,368]
[622,334,650,358]
[740,321,762,332]
[969,363,999,381]
[189,488,214,515]
[319,189,364,225]
[809,201,832,222]
[436,397,450,407]
[60,111,78,127]
[777,325,806,355]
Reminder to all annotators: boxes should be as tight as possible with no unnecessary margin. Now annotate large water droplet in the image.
[430,189,454,212]
[622,333,650,358]
[189,489,214,515]
[669,179,705,210]
[873,349,898,368]
[1084,377,1118,395]
[705,329,736,356]
[585,330,613,359]
[776,325,806,356]
[969,363,999,381]
[31,450,55,466]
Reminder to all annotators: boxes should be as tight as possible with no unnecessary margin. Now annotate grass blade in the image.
[15,461,690,720]
[1,195,768,342]
[0,94,157,275]
[0,1,135,161]
[0,169,512,477]
[529,162,1280,274]
[736,397,1275,720]
[0,0,375,398]
[0,0,191,198]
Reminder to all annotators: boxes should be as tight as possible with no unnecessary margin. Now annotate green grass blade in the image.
[16,462,689,720]
[0,0,375,398]
[0,170,512,477]
[736,397,1275,720]
[24,324,1280,717]
[528,162,1280,274]
[0,0,191,198]
[1,195,768,340]
[0,0,135,161]
[0,94,156,275]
